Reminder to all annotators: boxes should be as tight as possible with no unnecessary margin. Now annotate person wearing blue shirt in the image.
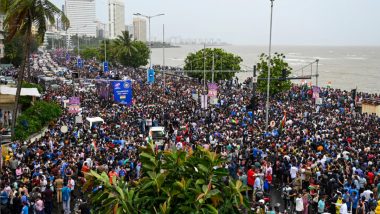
[22,202,29,214]
[62,183,71,214]
[351,191,359,213]
[0,189,8,205]
[318,196,326,213]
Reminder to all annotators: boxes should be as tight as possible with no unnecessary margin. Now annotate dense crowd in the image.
[1,54,380,214]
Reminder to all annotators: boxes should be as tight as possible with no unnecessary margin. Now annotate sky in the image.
[51,0,380,46]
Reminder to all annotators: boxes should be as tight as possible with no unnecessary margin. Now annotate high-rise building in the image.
[108,0,125,39]
[96,21,108,39]
[133,17,147,42]
[65,0,96,37]
[0,13,5,59]
[125,25,134,38]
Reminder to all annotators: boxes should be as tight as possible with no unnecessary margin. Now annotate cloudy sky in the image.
[51,0,380,46]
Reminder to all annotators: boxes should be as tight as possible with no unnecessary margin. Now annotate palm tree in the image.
[112,30,137,61]
[3,0,69,137]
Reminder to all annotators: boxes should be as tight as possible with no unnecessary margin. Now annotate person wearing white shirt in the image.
[254,176,262,191]
[361,189,373,201]
[290,165,298,180]
[295,194,304,214]
[340,199,348,214]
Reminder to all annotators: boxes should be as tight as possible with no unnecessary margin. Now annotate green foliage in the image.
[107,31,149,68]
[256,53,292,95]
[98,39,112,63]
[1,34,39,67]
[84,143,249,213]
[117,40,149,68]
[80,48,100,60]
[184,48,243,82]
[13,101,62,140]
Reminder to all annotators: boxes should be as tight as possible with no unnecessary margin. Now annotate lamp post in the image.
[265,0,275,131]
[133,13,165,69]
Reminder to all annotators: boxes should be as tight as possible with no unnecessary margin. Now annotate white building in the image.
[65,0,96,37]
[133,17,147,42]
[108,0,125,39]
[125,25,134,38]
[96,21,108,39]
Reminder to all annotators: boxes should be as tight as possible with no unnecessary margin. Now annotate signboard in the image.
[208,83,218,97]
[103,61,109,72]
[312,86,320,99]
[62,99,70,108]
[68,105,80,114]
[69,97,80,105]
[77,58,83,68]
[96,80,111,100]
[201,95,208,109]
[112,80,133,105]
[316,98,323,105]
[252,76,258,83]
[147,69,155,84]
[75,116,83,124]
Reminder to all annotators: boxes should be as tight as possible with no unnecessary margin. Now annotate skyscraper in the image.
[65,0,96,37]
[133,17,147,42]
[108,0,125,39]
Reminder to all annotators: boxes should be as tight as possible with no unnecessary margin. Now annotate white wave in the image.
[345,57,366,60]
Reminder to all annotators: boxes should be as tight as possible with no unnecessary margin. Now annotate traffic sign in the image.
[252,76,258,83]
[103,61,109,72]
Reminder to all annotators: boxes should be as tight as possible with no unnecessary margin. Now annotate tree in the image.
[183,48,242,82]
[117,41,149,68]
[256,52,292,95]
[83,142,249,213]
[111,31,137,61]
[1,34,39,67]
[98,39,112,63]
[4,0,69,137]
[80,48,99,60]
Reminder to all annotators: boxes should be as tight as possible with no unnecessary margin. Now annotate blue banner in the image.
[103,61,109,72]
[77,58,83,68]
[147,69,155,84]
[112,80,133,105]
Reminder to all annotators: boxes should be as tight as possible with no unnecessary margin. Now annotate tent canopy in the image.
[0,86,41,97]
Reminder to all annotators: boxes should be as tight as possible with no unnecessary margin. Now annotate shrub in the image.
[13,101,62,140]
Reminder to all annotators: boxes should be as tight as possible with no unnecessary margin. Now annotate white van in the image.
[86,117,105,129]
[149,127,166,146]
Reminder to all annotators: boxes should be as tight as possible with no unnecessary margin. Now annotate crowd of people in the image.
[1,52,380,214]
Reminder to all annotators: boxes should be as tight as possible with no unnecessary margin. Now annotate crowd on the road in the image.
[1,51,380,214]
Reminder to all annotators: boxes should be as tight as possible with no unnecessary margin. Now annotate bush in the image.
[13,101,62,140]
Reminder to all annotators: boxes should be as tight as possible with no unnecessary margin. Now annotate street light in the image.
[133,13,165,69]
[265,0,275,131]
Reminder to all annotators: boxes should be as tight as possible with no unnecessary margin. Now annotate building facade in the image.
[96,21,108,39]
[65,0,96,37]
[108,0,125,39]
[125,25,134,38]
[133,17,147,42]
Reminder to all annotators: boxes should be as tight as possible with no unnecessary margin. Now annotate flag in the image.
[279,111,287,132]
[91,140,97,152]
[65,52,70,64]
[327,81,332,88]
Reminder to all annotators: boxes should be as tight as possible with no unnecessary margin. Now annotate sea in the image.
[151,45,380,93]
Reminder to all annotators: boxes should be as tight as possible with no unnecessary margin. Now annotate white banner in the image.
[201,95,208,109]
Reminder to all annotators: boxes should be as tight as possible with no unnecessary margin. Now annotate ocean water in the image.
[151,45,380,93]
